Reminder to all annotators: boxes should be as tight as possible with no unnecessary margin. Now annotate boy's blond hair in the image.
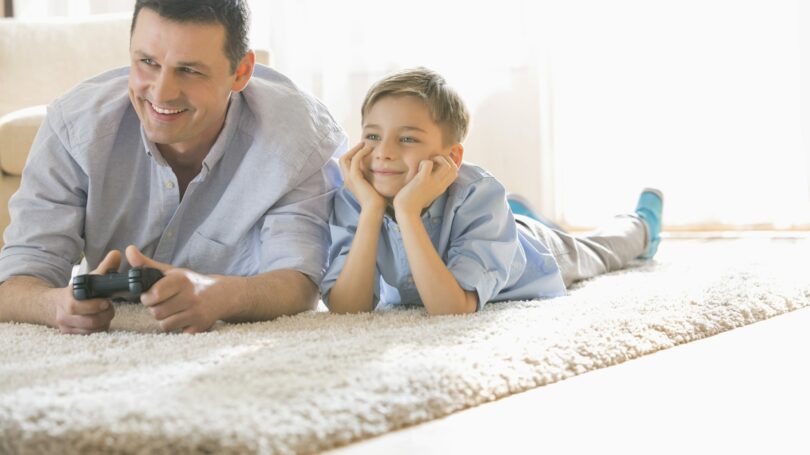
[361,67,470,145]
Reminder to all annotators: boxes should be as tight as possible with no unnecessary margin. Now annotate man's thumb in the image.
[125,245,171,272]
[91,250,122,275]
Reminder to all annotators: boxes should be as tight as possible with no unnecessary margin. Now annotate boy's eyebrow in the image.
[362,124,428,133]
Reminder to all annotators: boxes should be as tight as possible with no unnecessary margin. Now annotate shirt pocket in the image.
[186,231,234,275]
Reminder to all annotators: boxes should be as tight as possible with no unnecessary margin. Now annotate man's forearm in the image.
[0,276,59,326]
[218,269,319,323]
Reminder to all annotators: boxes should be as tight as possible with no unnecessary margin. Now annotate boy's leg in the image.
[517,214,647,287]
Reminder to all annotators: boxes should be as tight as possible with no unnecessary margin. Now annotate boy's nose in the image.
[373,141,395,160]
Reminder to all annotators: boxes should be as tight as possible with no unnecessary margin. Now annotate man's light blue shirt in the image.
[0,65,347,287]
[321,163,566,311]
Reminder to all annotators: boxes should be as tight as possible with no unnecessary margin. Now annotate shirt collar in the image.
[140,93,243,178]
[383,191,449,224]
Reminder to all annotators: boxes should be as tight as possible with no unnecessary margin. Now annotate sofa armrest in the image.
[0,105,46,177]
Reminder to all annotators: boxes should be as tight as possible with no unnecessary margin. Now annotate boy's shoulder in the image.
[449,162,506,199]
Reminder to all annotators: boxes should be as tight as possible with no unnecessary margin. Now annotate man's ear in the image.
[449,143,464,167]
[231,50,255,92]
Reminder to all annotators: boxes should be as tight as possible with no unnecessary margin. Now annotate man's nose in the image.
[152,70,180,104]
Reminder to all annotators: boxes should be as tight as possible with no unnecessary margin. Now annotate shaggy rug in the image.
[1,238,808,454]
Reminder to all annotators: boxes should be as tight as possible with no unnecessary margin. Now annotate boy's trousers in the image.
[516,214,649,288]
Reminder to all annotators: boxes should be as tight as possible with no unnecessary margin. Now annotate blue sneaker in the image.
[507,193,566,232]
[635,188,664,259]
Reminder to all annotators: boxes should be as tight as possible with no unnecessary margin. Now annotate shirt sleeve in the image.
[0,104,87,287]
[445,177,524,311]
[319,188,381,309]
[258,137,346,283]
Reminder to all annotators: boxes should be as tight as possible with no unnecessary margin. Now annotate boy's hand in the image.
[393,155,458,217]
[339,142,386,213]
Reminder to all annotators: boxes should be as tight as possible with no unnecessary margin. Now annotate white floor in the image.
[328,306,810,454]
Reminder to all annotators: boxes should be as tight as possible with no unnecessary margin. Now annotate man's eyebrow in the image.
[176,60,211,71]
[131,51,210,71]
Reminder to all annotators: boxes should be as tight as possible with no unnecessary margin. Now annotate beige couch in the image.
[0,13,269,247]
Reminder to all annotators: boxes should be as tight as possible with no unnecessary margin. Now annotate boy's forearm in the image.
[328,208,385,313]
[396,212,477,315]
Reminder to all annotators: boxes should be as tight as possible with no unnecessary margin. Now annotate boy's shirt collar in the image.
[383,192,449,225]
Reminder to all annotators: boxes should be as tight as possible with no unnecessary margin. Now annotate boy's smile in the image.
[361,95,460,200]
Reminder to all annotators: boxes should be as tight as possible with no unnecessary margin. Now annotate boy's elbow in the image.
[425,293,478,316]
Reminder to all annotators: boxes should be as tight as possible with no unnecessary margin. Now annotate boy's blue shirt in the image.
[321,163,566,311]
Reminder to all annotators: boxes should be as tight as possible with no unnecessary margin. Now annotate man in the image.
[0,0,346,334]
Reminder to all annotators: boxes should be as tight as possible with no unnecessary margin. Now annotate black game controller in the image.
[72,267,164,303]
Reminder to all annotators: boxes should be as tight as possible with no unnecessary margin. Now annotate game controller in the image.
[72,267,164,303]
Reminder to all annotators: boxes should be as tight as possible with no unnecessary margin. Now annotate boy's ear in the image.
[449,143,464,167]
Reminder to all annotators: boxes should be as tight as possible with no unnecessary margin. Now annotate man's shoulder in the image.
[47,67,133,147]
[51,66,131,113]
[238,65,346,180]
[243,65,341,133]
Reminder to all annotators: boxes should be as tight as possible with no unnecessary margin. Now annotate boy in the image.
[321,68,662,315]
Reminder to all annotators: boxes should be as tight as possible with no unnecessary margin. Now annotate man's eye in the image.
[141,58,156,66]
[365,134,381,141]
[180,67,200,75]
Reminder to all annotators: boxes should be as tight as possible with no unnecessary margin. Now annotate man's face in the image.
[128,8,251,157]
[361,95,461,201]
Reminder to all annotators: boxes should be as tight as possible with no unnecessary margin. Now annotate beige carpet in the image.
[1,238,808,454]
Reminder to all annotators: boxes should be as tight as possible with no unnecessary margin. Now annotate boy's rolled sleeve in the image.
[444,178,524,311]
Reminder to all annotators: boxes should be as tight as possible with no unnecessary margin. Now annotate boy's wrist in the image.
[359,204,386,222]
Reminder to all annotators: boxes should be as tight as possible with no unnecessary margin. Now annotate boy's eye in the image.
[400,136,418,143]
[365,133,381,141]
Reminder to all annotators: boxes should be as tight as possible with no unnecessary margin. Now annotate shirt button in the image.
[165,180,175,189]
[431,218,440,225]
[166,231,174,238]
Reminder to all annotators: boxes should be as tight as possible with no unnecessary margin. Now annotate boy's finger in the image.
[343,141,365,160]
[350,144,371,175]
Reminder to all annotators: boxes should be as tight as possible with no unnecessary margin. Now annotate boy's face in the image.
[362,95,462,200]
[128,8,253,157]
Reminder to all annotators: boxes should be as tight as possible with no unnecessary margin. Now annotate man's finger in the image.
[67,298,110,315]
[125,245,172,273]
[59,306,115,331]
[140,272,183,307]
[90,250,122,275]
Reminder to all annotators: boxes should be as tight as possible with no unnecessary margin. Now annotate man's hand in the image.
[53,250,120,334]
[393,155,458,218]
[339,142,386,213]
[126,246,237,334]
